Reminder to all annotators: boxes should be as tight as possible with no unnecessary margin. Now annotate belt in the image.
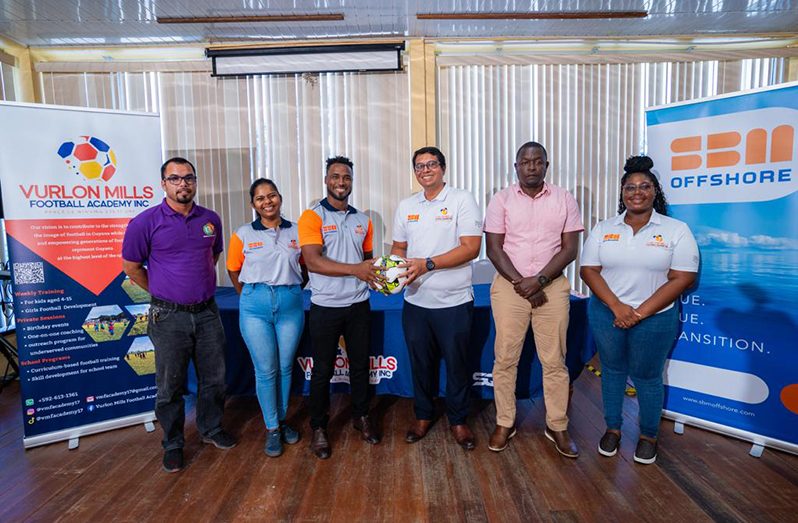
[150,296,215,313]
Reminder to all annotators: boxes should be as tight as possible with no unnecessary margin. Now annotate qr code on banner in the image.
[13,262,45,285]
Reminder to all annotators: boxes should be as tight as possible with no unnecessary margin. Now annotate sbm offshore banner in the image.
[0,102,161,446]
[647,83,798,451]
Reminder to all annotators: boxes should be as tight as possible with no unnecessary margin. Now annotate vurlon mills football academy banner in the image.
[0,102,162,448]
[646,82,798,456]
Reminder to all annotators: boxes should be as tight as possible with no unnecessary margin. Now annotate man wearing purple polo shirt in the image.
[484,142,584,457]
[122,157,236,473]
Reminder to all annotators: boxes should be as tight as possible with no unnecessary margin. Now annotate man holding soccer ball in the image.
[298,156,383,459]
[391,147,483,450]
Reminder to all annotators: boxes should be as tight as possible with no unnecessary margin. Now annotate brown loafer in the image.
[488,425,517,452]
[405,419,433,443]
[544,427,579,458]
[353,415,381,445]
[450,424,476,451]
[310,427,331,459]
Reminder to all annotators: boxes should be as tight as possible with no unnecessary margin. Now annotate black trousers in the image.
[308,300,371,429]
[402,300,474,425]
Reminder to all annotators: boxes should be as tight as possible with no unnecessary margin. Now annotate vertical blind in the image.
[37,55,788,292]
[0,62,15,101]
[39,70,412,285]
[437,57,788,294]
[0,60,15,332]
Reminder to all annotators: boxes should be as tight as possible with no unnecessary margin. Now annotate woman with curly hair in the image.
[579,155,699,464]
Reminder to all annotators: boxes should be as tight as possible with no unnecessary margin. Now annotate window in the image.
[438,57,787,293]
[39,70,412,284]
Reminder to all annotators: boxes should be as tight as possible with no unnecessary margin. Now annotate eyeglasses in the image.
[622,183,654,194]
[164,174,197,186]
[414,160,441,172]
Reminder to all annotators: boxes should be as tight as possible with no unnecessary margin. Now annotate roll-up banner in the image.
[0,102,162,448]
[646,82,798,455]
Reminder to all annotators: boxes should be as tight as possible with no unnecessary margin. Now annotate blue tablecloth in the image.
[203,284,595,401]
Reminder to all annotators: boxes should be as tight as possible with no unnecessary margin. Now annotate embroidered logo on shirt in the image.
[247,241,264,250]
[602,233,620,242]
[322,225,338,234]
[435,207,453,221]
[355,224,366,235]
[289,239,299,249]
[407,214,420,222]
[202,223,216,237]
[646,234,668,248]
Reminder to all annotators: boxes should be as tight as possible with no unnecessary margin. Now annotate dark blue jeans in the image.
[148,301,227,450]
[588,298,679,438]
[402,300,474,425]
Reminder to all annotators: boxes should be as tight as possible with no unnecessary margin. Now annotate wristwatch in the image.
[425,257,436,272]
[537,274,551,288]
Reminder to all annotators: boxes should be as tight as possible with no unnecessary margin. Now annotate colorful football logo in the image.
[57,136,118,181]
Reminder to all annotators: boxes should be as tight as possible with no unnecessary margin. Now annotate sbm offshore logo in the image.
[668,124,794,189]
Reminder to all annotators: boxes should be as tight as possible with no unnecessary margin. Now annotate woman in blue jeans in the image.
[580,155,699,464]
[227,178,307,457]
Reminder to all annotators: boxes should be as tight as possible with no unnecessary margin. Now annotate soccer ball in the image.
[57,136,118,182]
[373,254,408,295]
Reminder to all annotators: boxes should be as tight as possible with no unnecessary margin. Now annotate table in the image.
[203,284,595,401]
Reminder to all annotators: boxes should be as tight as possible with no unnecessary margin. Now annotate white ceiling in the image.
[1,1,797,48]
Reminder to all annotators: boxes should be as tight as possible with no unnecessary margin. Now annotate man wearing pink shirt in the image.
[484,141,584,457]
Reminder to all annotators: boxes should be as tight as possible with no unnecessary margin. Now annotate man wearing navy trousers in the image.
[391,146,483,449]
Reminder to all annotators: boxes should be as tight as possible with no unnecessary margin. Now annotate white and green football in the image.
[373,254,409,295]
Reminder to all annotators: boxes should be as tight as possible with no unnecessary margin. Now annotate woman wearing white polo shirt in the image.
[580,155,699,465]
[227,179,307,458]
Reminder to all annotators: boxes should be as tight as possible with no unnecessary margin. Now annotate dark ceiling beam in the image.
[157,14,344,24]
[417,11,647,21]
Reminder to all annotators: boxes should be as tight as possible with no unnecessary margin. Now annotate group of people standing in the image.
[121,141,698,473]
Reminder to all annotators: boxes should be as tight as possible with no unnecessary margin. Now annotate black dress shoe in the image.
[310,427,331,459]
[450,424,476,450]
[353,415,381,445]
[405,419,433,443]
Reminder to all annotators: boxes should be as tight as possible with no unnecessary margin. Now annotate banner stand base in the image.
[24,412,157,449]
[674,421,685,435]
[663,410,797,456]
[144,421,155,433]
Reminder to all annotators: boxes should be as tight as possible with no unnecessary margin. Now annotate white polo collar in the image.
[416,183,450,203]
[612,209,663,227]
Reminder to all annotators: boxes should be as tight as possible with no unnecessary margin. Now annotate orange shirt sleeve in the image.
[363,219,374,253]
[298,209,323,247]
[226,232,245,272]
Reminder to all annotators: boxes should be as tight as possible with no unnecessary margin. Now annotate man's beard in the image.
[175,191,194,204]
[327,188,350,201]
